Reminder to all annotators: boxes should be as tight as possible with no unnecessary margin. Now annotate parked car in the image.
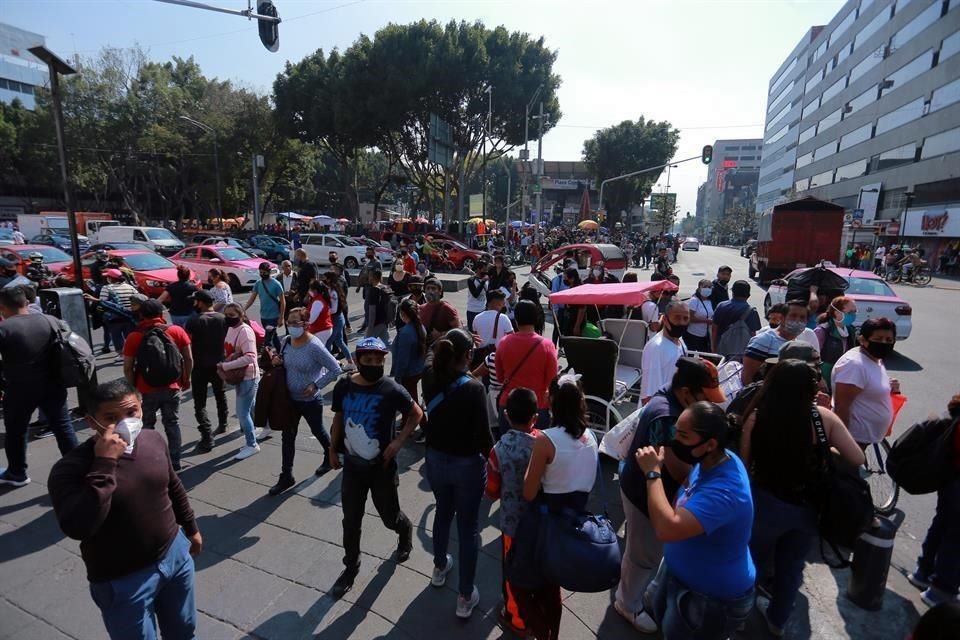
[0,230,15,246]
[88,242,148,252]
[92,225,185,256]
[428,238,489,270]
[681,237,700,251]
[29,233,90,255]
[353,237,396,263]
[62,250,200,297]
[740,239,757,258]
[297,233,369,268]
[171,245,277,291]
[200,236,268,258]
[0,245,73,275]
[247,234,292,261]
[765,266,912,341]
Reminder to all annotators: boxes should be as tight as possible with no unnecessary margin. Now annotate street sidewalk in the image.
[0,355,927,639]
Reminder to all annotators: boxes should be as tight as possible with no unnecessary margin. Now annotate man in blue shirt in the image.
[636,401,756,640]
[711,280,762,347]
[243,263,285,330]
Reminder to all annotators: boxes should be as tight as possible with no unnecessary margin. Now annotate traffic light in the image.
[701,144,713,165]
[258,1,279,52]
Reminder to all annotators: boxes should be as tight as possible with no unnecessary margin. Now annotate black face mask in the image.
[225,316,241,328]
[357,364,384,383]
[193,304,202,314]
[865,341,894,360]
[669,437,709,465]
[666,322,688,338]
[260,273,270,280]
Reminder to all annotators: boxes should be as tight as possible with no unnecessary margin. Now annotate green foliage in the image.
[712,206,758,243]
[582,117,679,226]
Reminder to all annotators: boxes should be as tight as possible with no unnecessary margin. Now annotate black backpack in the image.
[45,316,96,389]
[887,416,960,495]
[135,325,183,387]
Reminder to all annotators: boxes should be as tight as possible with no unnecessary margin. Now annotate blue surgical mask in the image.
[843,311,857,326]
[288,326,305,338]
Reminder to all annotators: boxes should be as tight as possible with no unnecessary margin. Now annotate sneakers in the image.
[396,521,413,563]
[612,600,658,633]
[331,564,360,599]
[254,427,272,441]
[921,586,958,608]
[413,429,426,445]
[431,554,454,587]
[268,473,296,496]
[757,596,785,638]
[315,457,332,476]
[0,469,30,488]
[196,437,214,453]
[908,571,932,591]
[455,586,480,619]
[234,444,261,461]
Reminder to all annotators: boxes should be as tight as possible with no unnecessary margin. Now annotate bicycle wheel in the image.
[864,439,899,515]
[885,271,902,284]
[913,269,932,286]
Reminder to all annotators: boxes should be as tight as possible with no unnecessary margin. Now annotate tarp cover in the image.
[548,280,678,306]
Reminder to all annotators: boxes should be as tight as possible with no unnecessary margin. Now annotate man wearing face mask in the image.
[709,265,733,308]
[0,256,32,290]
[741,299,820,385]
[186,290,228,450]
[48,379,203,639]
[614,358,727,633]
[328,337,423,598]
[419,278,461,357]
[356,247,383,332]
[244,262,285,330]
[640,301,690,405]
[832,317,901,448]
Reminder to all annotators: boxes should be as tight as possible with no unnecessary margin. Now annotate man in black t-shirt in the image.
[185,290,227,450]
[328,337,423,599]
[654,248,671,277]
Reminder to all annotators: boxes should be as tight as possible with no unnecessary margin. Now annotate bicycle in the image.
[863,438,899,515]
[885,264,932,286]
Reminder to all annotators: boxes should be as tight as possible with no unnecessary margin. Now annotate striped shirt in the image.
[103,282,138,311]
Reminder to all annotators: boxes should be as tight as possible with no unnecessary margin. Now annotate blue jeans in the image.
[426,449,486,597]
[105,321,133,353]
[327,312,352,363]
[168,314,192,329]
[2,380,77,478]
[89,529,196,640]
[917,478,960,594]
[647,561,754,640]
[282,398,331,475]
[235,377,259,447]
[749,488,818,627]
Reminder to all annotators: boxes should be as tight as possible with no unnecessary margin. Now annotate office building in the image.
[0,23,47,110]
[757,0,960,261]
[702,139,763,225]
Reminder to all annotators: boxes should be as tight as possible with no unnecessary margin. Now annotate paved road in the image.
[1,246,953,639]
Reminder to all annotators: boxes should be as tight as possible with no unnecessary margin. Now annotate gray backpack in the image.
[717,306,754,361]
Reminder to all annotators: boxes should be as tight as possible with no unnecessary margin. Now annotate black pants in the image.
[341,458,411,567]
[281,398,331,475]
[192,365,227,436]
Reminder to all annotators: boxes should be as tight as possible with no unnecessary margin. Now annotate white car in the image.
[171,245,277,291]
[295,233,370,269]
[681,237,700,251]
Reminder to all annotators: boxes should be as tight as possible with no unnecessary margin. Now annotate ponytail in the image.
[549,375,588,438]
[431,328,474,387]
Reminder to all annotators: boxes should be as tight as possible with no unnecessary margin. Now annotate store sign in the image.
[921,211,949,233]
[902,207,960,237]
[722,159,738,169]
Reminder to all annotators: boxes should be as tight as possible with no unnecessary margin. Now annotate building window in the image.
[931,76,960,113]
[876,97,925,135]
[837,42,853,67]
[840,123,873,151]
[6,80,22,93]
[740,155,757,160]
[20,84,34,96]
[845,84,878,117]
[829,10,857,48]
[770,58,798,96]
[796,151,814,168]
[850,45,885,83]
[799,125,816,144]
[726,146,741,151]
[892,1,941,52]
[815,140,839,161]
[818,108,843,134]
[853,7,891,51]
[941,29,960,63]
[813,40,829,64]
[835,159,869,181]
[810,169,835,188]
[861,0,876,10]
[742,145,757,150]
[920,126,960,159]
[767,81,795,114]
[0,79,8,90]
[871,142,916,172]
[881,49,935,97]
[795,178,811,192]
[766,103,791,131]
[767,124,790,145]
[802,98,821,120]
[822,75,849,104]
[806,67,825,94]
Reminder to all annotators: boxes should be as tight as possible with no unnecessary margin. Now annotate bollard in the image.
[846,516,898,611]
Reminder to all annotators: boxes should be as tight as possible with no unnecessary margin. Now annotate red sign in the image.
[722,159,738,169]
[716,170,725,193]
[921,211,949,233]
[885,221,900,235]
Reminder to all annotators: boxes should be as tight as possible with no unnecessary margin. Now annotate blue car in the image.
[247,234,291,261]
[30,233,90,255]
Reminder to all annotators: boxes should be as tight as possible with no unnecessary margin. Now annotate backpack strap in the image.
[426,374,471,414]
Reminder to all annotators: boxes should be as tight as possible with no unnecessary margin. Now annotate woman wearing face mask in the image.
[685,278,715,353]
[832,317,901,449]
[266,307,342,496]
[740,361,864,635]
[323,272,354,371]
[207,268,233,312]
[421,328,493,619]
[218,304,262,461]
[388,258,411,297]
[305,280,334,344]
[814,295,858,390]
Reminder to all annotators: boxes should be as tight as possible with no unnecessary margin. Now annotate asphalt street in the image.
[0,245,953,639]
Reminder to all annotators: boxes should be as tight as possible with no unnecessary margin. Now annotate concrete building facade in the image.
[0,23,47,111]
[702,138,763,225]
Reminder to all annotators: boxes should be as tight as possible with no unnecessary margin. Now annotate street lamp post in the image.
[482,84,492,220]
[521,84,543,231]
[179,115,223,230]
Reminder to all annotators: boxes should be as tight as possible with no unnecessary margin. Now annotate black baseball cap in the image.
[190,289,214,305]
[139,299,165,318]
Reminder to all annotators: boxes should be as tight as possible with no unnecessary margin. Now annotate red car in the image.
[62,250,199,297]
[0,245,73,276]
[428,238,490,270]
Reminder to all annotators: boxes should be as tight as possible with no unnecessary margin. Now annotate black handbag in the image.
[811,407,874,567]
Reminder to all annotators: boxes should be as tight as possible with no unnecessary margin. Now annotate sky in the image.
[5,0,847,216]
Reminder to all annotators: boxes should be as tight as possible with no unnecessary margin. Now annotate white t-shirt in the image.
[640,331,688,399]
[687,296,714,338]
[832,348,893,444]
[640,300,660,324]
[466,277,487,314]
[473,310,514,347]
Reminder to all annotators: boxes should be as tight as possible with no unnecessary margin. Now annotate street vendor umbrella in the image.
[578,219,599,230]
[414,217,429,223]
[336,218,350,223]
[548,280,678,307]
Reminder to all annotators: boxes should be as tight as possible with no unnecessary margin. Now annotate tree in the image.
[652,205,679,234]
[583,118,679,226]
[713,206,758,243]
[680,211,697,236]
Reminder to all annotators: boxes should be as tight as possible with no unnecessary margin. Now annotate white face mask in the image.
[699,287,713,298]
[91,416,143,454]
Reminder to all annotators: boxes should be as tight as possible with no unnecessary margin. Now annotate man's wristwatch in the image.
[645,470,662,481]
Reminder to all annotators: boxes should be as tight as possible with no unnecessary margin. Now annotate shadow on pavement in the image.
[886,351,923,373]
[0,495,63,564]
[313,562,398,639]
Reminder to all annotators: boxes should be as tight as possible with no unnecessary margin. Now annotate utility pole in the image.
[251,154,263,230]
[521,84,543,237]
[535,101,544,228]
[482,85,492,220]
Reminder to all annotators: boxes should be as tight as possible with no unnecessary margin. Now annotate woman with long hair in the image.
[422,328,493,619]
[740,359,864,635]
[391,298,427,405]
[814,295,858,389]
[207,268,233,312]
[305,280,334,344]
[219,303,262,461]
[520,373,598,639]
[323,271,354,370]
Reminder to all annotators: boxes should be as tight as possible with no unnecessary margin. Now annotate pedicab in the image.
[527,243,628,299]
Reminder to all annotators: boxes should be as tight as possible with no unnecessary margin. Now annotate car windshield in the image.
[335,235,361,246]
[144,228,179,241]
[845,276,896,297]
[217,247,254,261]
[17,247,71,262]
[0,230,13,239]
[123,253,176,271]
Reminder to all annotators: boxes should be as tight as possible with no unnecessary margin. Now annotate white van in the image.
[94,226,185,256]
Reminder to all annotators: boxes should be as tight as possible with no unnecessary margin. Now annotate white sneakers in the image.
[234,444,261,461]
[455,586,480,619]
[254,428,272,441]
[431,554,454,587]
[613,600,658,633]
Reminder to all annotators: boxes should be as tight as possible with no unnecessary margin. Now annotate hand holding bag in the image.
[219,332,249,385]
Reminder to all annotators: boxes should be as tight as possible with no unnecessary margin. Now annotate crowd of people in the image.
[0,235,957,640]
